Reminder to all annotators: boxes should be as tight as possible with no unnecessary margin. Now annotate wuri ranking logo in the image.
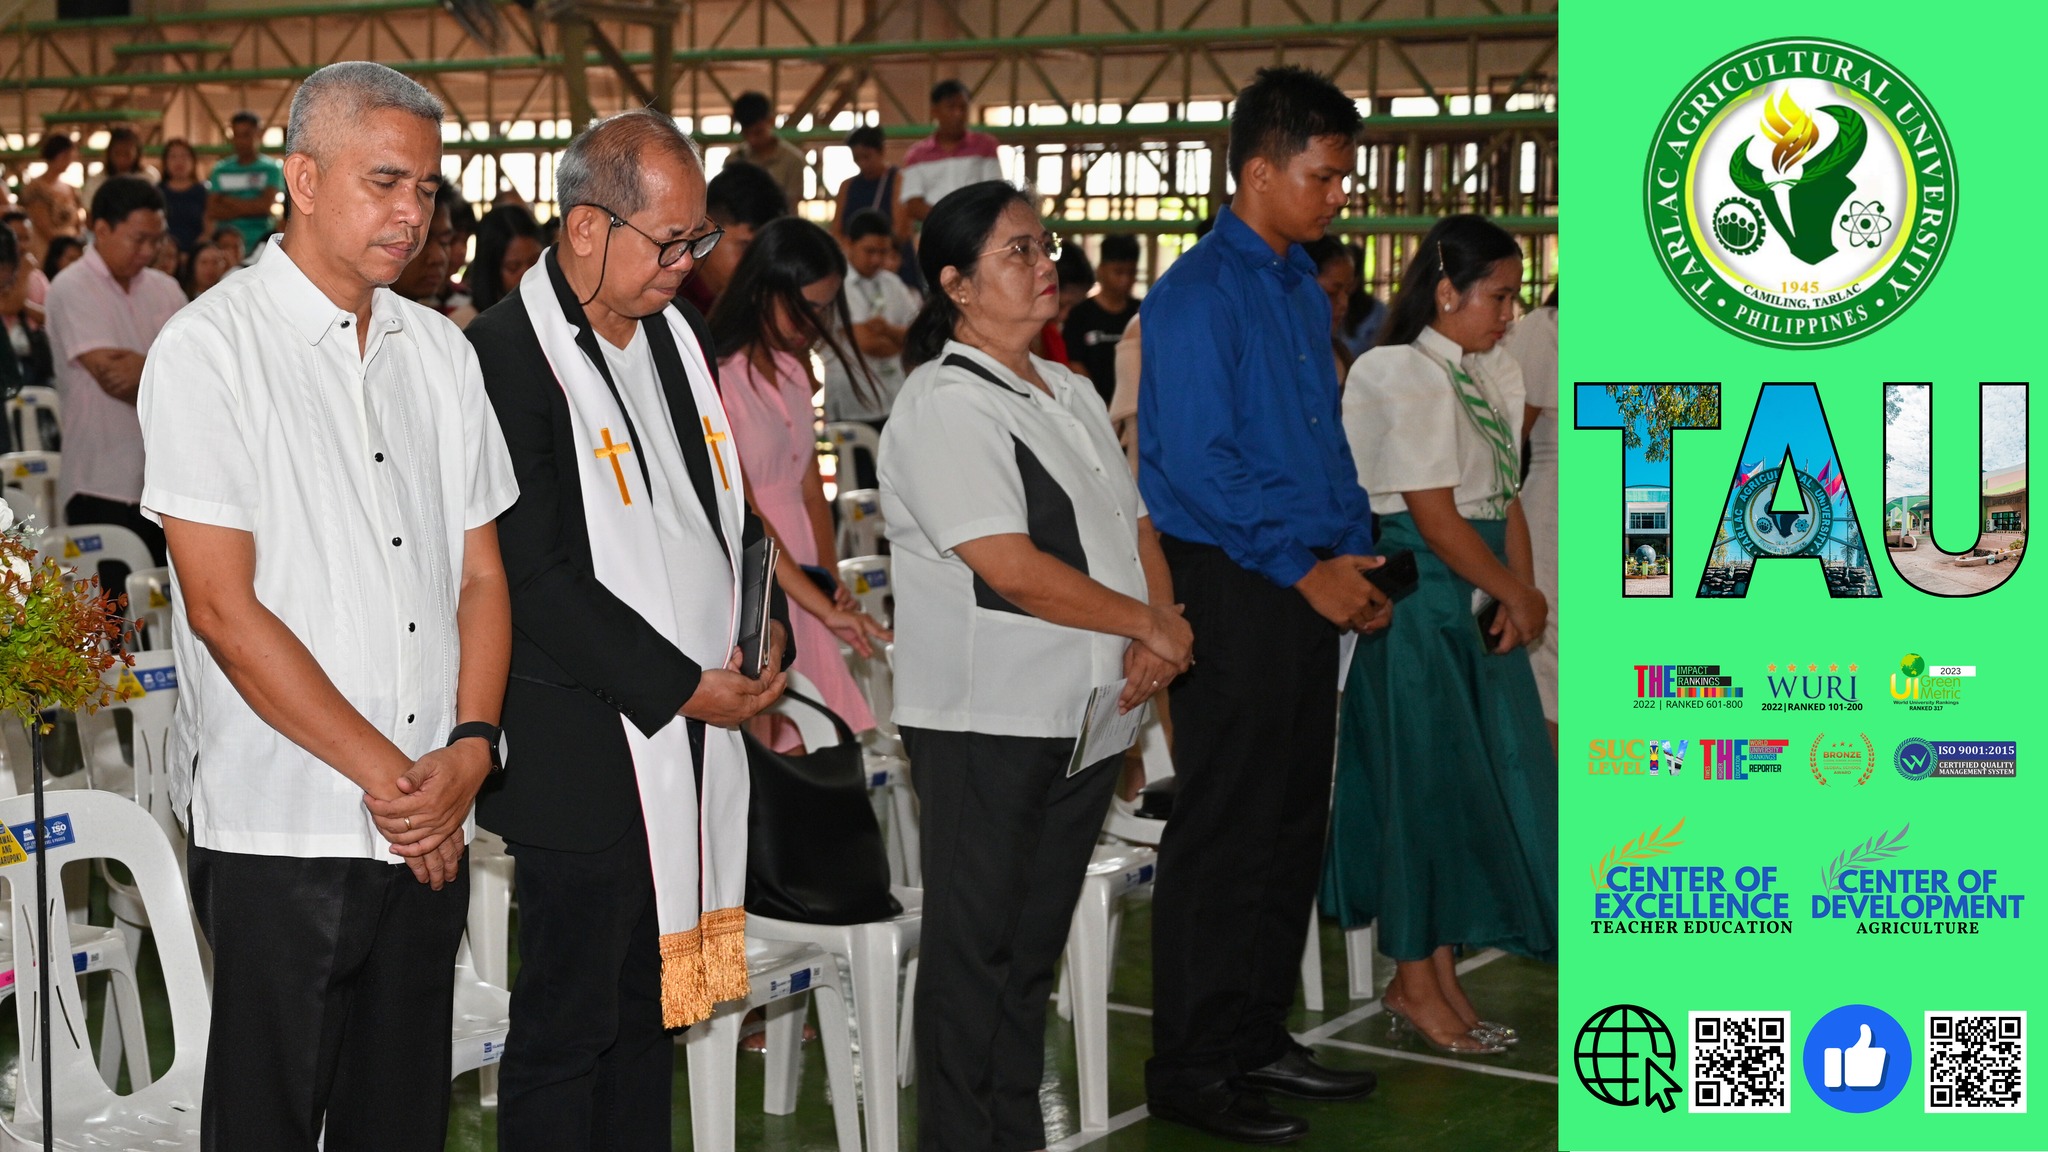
[1645,38,1955,347]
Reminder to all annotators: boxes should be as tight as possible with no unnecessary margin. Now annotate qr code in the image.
[1926,1012,2026,1113]
[1687,1011,1789,1112]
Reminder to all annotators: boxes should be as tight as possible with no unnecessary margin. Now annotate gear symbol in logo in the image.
[1839,200,1893,248]
[1713,197,1768,255]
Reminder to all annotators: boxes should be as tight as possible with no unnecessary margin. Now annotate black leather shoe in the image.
[1148,1084,1309,1145]
[1238,1043,1379,1101]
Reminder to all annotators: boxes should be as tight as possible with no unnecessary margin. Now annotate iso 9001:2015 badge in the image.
[1644,37,1955,348]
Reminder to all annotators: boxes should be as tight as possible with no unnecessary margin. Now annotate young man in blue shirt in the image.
[1139,65,1390,1144]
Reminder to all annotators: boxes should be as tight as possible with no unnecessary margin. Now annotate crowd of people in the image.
[3,55,1561,1152]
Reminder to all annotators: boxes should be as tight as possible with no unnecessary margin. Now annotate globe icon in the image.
[1900,653,1926,678]
[1574,1004,1676,1107]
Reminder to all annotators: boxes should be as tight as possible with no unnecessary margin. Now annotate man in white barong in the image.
[465,108,789,1150]
[137,62,517,1150]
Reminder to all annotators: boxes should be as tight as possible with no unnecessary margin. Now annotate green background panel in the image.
[1560,2,2041,1148]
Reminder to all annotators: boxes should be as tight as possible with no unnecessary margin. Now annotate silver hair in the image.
[556,107,703,219]
[285,61,445,162]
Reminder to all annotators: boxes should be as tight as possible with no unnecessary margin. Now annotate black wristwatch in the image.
[448,721,507,774]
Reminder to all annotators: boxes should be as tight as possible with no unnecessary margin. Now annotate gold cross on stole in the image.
[593,427,635,505]
[702,417,732,489]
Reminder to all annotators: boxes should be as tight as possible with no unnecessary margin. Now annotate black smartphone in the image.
[1363,549,1419,599]
[1473,591,1503,651]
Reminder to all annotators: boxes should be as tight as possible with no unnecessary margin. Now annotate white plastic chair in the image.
[1060,842,1157,1135]
[1,711,95,800]
[680,938,862,1152]
[72,647,185,1087]
[823,421,881,500]
[5,386,60,453]
[450,932,512,1079]
[836,556,898,740]
[124,566,175,651]
[836,554,893,628]
[463,828,516,1105]
[0,790,209,1151]
[43,524,155,585]
[1,451,60,529]
[0,916,153,1095]
[833,488,884,560]
[748,852,922,1152]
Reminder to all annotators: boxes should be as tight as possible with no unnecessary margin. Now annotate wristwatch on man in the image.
[447,721,507,774]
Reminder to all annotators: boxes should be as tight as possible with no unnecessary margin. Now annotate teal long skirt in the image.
[1320,513,1558,964]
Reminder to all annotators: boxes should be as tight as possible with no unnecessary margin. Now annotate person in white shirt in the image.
[45,177,184,571]
[136,61,518,1152]
[822,208,918,435]
[1326,214,1556,1059]
[879,180,1190,1152]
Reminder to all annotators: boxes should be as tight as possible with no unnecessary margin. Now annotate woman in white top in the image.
[1505,289,1558,737]
[879,180,1191,1152]
[1324,215,1557,1057]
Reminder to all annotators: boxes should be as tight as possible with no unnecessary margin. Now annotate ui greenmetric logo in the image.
[1645,37,1955,347]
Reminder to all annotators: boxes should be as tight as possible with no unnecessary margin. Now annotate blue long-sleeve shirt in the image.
[1137,207,1375,588]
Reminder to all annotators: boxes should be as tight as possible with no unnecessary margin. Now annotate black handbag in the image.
[743,689,903,924]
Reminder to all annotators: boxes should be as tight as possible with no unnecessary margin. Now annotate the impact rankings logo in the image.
[1643,36,1955,347]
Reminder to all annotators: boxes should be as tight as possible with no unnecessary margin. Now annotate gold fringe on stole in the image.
[657,909,751,1028]
[659,926,712,1028]
[701,906,750,1003]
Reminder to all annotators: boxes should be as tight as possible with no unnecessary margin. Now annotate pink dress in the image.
[719,348,879,736]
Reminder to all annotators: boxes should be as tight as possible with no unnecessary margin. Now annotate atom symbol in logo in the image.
[1713,197,1768,255]
[1839,200,1893,248]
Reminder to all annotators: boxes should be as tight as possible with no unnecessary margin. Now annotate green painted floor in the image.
[8,877,1558,1151]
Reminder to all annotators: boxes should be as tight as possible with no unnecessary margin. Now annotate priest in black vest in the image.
[467,108,791,1151]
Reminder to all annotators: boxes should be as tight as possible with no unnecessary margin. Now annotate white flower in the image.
[0,496,13,532]
[5,554,28,603]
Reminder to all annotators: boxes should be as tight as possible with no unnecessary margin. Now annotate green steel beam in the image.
[110,41,233,56]
[0,110,1550,160]
[42,108,165,123]
[18,0,441,34]
[431,111,1550,151]
[13,14,1555,90]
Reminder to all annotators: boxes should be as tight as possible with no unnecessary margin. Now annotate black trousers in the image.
[496,819,673,1152]
[188,846,468,1152]
[904,726,1121,1152]
[1146,537,1340,1098]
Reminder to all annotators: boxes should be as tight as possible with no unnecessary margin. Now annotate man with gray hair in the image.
[138,60,517,1150]
[467,105,788,1149]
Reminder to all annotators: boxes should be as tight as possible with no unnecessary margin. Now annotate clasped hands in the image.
[1482,585,1548,655]
[365,739,492,889]
[1119,601,1194,713]
[1296,555,1395,633]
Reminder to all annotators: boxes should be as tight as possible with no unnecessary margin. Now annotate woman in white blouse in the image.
[1323,215,1558,1057]
[879,180,1192,1152]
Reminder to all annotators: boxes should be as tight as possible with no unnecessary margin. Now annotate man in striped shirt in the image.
[894,79,1006,245]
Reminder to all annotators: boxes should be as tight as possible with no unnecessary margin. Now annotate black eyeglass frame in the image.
[573,202,724,268]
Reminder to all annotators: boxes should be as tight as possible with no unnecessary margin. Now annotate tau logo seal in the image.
[1730,466,1834,557]
[1645,38,1955,348]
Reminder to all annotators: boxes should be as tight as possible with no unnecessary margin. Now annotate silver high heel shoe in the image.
[1384,1001,1507,1056]
[1473,1021,1519,1046]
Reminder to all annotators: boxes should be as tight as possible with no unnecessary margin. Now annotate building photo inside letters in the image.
[0,1,1564,1151]
[1566,9,2040,1152]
